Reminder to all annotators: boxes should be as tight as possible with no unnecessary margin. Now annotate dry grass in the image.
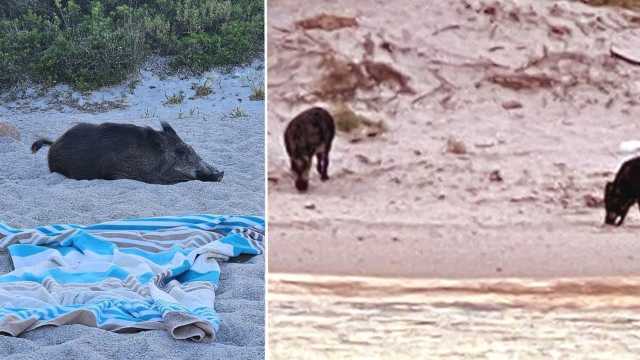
[228,106,249,119]
[333,103,363,133]
[250,83,264,101]
[295,14,358,31]
[163,91,185,105]
[0,122,20,141]
[581,0,640,8]
[332,103,387,139]
[446,137,467,155]
[191,80,213,98]
[487,73,555,91]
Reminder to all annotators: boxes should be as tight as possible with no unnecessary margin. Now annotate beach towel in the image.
[0,214,264,341]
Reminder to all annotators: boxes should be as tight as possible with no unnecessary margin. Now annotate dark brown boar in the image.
[604,156,640,226]
[31,122,223,184]
[284,107,335,192]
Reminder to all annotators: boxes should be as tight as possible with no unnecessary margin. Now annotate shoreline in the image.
[269,272,640,359]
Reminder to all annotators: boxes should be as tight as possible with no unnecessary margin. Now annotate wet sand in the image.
[270,274,640,359]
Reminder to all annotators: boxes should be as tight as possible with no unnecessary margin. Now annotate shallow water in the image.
[269,274,640,359]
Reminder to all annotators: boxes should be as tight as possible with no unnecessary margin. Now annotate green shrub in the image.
[0,0,264,91]
[174,0,231,34]
[169,2,263,72]
[170,32,221,72]
[0,10,58,87]
[36,3,145,90]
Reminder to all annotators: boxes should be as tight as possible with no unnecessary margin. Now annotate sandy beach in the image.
[267,0,640,358]
[0,61,265,359]
[267,0,640,278]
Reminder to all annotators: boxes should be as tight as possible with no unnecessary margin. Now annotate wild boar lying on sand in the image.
[604,156,640,226]
[31,122,223,184]
[284,107,335,192]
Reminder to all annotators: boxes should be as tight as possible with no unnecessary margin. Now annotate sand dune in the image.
[268,1,640,357]
[267,0,640,278]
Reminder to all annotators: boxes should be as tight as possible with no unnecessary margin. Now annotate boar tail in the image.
[31,138,54,154]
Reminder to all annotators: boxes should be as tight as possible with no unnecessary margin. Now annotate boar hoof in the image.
[295,179,309,192]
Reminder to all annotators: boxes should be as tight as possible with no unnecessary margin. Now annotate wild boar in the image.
[604,156,640,226]
[284,107,335,192]
[31,122,223,184]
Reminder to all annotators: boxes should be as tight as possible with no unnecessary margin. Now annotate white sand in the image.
[0,61,265,359]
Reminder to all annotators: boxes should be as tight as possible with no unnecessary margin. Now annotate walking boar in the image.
[31,122,223,185]
[604,156,640,226]
[284,107,335,192]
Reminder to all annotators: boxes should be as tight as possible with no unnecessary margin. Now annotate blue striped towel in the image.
[0,214,264,341]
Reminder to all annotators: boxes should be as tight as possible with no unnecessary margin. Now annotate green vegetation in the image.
[127,78,140,94]
[0,0,264,91]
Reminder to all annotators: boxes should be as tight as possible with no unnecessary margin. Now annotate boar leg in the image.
[616,201,635,226]
[315,153,324,179]
[295,157,312,192]
[322,153,330,180]
[316,152,329,181]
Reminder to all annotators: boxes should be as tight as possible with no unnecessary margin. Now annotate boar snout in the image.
[605,212,619,226]
[196,163,224,182]
[204,170,224,182]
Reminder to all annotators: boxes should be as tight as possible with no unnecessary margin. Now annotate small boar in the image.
[31,122,223,185]
[604,156,640,226]
[284,107,335,192]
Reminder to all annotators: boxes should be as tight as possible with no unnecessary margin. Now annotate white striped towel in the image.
[0,214,264,341]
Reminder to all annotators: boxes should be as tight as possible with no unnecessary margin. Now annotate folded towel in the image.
[0,214,264,341]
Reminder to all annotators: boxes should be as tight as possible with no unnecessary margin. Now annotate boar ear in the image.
[146,128,164,150]
[160,122,178,137]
